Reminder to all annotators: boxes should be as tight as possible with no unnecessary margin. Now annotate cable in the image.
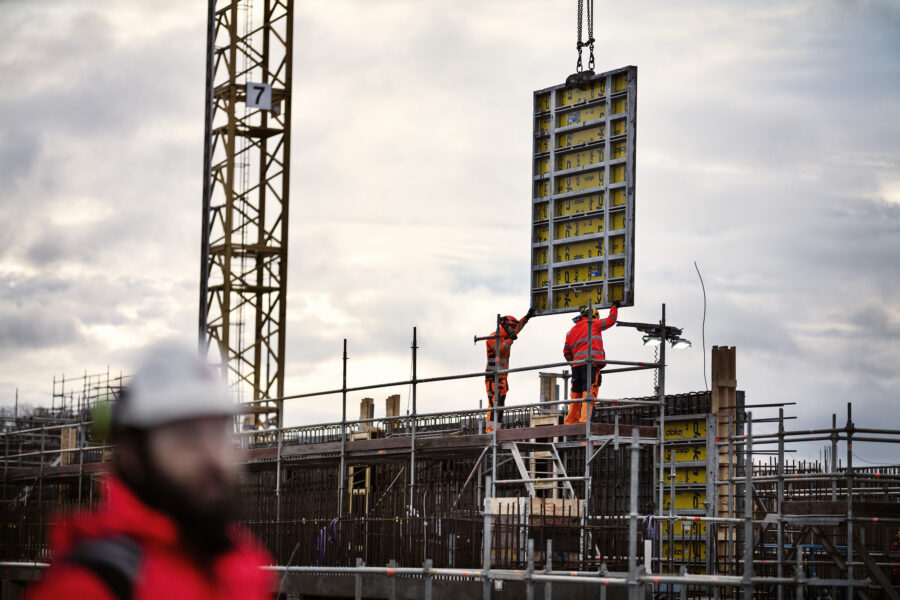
[693,261,708,392]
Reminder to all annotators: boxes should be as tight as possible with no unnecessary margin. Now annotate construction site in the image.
[1,1,898,599]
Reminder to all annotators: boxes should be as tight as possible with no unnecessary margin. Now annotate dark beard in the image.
[116,432,237,563]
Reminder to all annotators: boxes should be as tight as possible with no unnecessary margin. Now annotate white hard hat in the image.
[115,341,234,429]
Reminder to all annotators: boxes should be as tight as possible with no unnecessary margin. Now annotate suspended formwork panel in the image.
[531,66,637,314]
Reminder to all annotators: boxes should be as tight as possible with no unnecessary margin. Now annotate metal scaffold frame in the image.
[2,305,899,598]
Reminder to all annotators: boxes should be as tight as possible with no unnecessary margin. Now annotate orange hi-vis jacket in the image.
[485,316,530,373]
[563,305,618,365]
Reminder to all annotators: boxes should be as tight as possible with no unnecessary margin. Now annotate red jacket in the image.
[563,305,618,365]
[27,477,273,600]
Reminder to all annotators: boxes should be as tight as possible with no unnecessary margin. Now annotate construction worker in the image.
[563,302,618,424]
[483,308,535,432]
[28,343,272,600]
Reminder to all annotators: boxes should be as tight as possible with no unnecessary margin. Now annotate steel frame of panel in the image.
[531,66,637,315]
[199,0,293,428]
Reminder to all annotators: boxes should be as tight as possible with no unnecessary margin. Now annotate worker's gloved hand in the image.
[612,301,621,309]
[526,306,536,319]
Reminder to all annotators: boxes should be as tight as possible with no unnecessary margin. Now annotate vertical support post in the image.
[845,402,854,599]
[424,558,433,600]
[742,412,753,600]
[38,425,45,551]
[627,430,641,600]
[581,305,594,569]
[776,408,784,600]
[656,304,667,591]
[727,415,735,575]
[3,431,8,503]
[275,401,284,557]
[545,538,552,600]
[387,559,398,600]
[409,327,417,511]
[338,339,348,517]
[526,538,535,600]
[483,478,493,600]
[354,557,363,600]
[77,421,85,504]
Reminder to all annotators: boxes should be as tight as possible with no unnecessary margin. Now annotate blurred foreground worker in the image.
[563,302,618,424]
[28,343,272,600]
[482,308,535,432]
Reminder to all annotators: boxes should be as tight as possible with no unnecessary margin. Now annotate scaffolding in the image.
[2,310,899,598]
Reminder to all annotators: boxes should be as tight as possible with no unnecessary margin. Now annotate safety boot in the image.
[564,392,583,424]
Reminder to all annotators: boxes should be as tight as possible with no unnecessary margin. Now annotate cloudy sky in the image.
[1,1,898,461]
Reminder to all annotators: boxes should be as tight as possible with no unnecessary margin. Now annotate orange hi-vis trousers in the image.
[484,375,508,427]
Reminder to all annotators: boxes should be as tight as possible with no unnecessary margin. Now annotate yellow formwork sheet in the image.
[556,79,606,107]
[556,169,603,194]
[663,467,707,485]
[556,194,603,217]
[553,285,604,310]
[664,445,707,463]
[555,215,604,240]
[557,104,606,128]
[663,490,707,511]
[554,239,604,263]
[557,126,605,149]
[664,419,707,441]
[556,147,604,171]
[553,263,604,286]
[662,541,707,561]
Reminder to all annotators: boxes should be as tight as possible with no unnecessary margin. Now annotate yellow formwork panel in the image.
[607,282,624,302]
[535,136,550,154]
[610,188,626,207]
[534,224,549,243]
[664,419,707,441]
[536,115,552,134]
[554,263,603,286]
[611,141,626,160]
[555,194,603,217]
[556,78,606,107]
[662,541,707,561]
[611,165,625,183]
[553,285,604,310]
[557,125,605,149]
[554,239,604,262]
[533,247,549,266]
[608,259,625,278]
[664,445,707,463]
[610,118,626,137]
[663,467,707,486]
[535,180,550,199]
[533,270,548,289]
[535,157,550,175]
[663,490,707,511]
[609,235,626,255]
[555,216,604,240]
[556,147,604,171]
[533,202,549,222]
[610,212,626,231]
[532,291,549,312]
[557,104,606,128]
[661,519,708,537]
[613,73,628,92]
[556,170,603,194]
[535,92,551,113]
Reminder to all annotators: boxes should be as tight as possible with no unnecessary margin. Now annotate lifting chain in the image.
[575,0,595,73]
